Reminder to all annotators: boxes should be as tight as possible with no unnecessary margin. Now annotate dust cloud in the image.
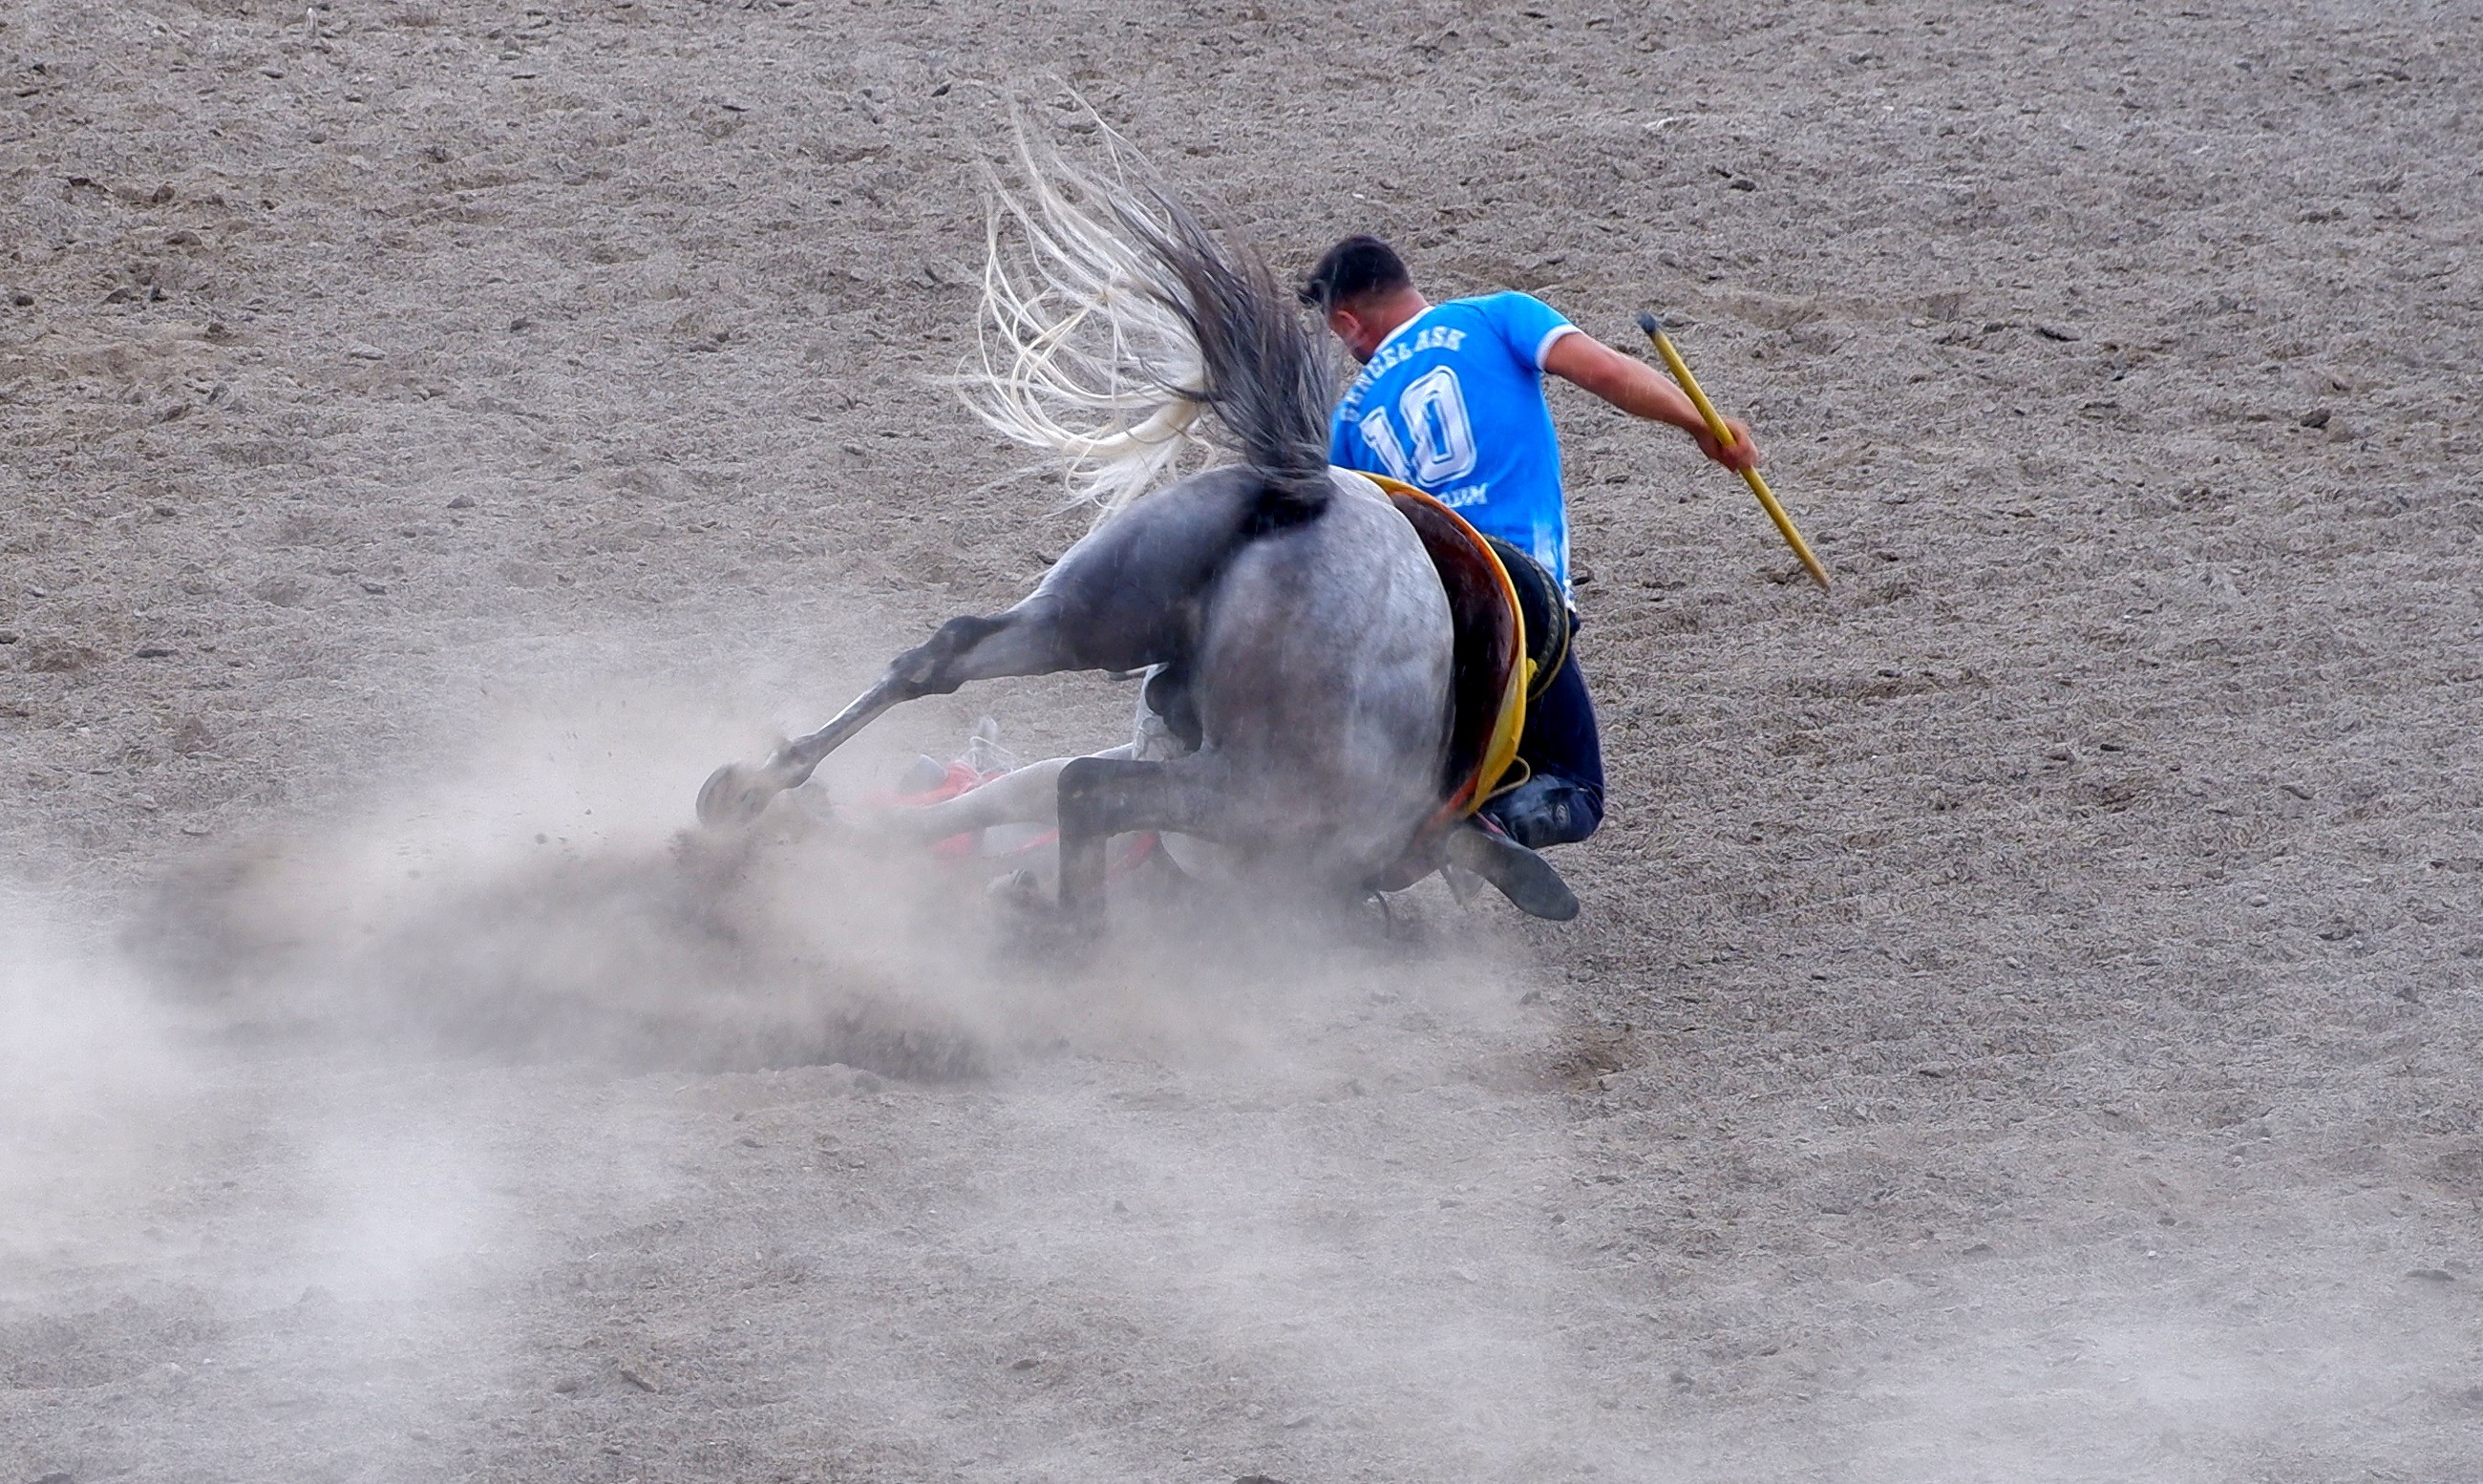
[3,640,1653,1480]
[1,894,199,1279]
[11,662,2466,1481]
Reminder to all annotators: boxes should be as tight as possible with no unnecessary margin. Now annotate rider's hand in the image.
[1695,416,1760,473]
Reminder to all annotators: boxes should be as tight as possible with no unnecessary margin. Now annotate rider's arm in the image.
[1540,332,1760,473]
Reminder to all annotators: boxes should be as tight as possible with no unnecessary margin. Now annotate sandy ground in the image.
[6,0,2483,1479]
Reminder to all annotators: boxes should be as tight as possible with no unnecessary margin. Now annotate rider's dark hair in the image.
[1298,235,1412,310]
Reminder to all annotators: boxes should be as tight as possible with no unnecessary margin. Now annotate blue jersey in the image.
[1328,291,1581,593]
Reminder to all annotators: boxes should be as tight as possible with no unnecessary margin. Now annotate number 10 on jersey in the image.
[1358,367,1478,487]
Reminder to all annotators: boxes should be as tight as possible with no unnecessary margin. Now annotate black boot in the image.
[1443,816,1580,922]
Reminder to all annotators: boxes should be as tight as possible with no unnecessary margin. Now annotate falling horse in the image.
[696,134,1576,924]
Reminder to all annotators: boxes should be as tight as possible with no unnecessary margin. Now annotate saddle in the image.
[1360,473,1560,891]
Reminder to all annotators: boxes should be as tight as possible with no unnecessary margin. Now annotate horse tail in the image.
[958,117,1337,526]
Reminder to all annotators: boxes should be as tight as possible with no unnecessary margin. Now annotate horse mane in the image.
[957,114,1337,525]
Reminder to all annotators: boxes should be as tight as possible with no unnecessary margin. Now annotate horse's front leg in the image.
[698,603,1075,827]
[1051,753,1241,923]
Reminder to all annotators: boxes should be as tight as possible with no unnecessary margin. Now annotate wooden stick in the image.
[1638,311,1831,591]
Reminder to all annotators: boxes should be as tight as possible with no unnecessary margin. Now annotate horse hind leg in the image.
[698,605,1077,828]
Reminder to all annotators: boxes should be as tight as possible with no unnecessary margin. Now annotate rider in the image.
[1301,235,1760,852]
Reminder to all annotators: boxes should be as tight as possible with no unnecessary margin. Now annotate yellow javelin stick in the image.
[1637,310,1830,591]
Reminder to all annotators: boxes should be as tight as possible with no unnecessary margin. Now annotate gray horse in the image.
[696,135,1574,924]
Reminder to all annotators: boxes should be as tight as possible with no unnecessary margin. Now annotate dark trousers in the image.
[1478,627,1604,850]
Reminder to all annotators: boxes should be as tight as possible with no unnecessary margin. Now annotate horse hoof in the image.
[696,761,778,829]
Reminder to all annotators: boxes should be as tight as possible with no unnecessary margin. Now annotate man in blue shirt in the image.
[1302,235,1760,854]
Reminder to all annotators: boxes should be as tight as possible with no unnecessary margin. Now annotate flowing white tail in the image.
[959,123,1256,520]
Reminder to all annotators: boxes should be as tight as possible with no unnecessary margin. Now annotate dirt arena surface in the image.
[6,0,2481,1479]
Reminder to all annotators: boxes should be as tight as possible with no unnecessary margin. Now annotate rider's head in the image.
[1300,235,1427,363]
